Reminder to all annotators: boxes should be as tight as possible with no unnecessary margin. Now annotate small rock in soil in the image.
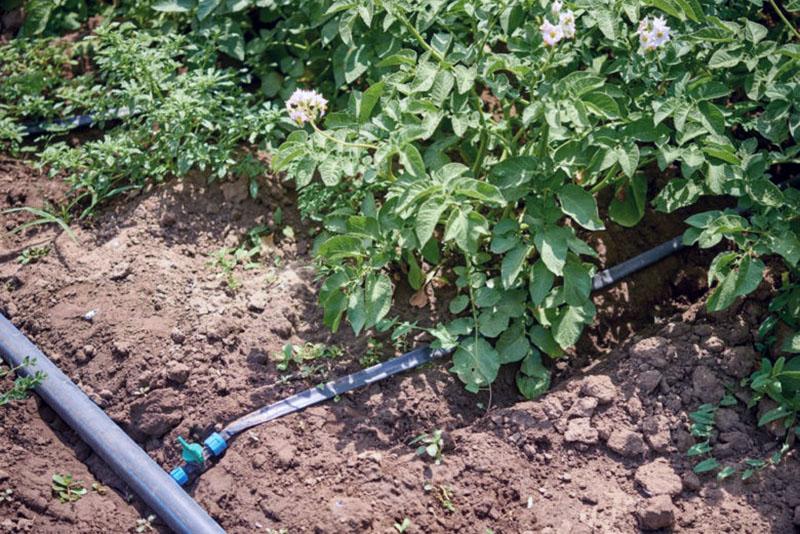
[634,459,682,497]
[692,365,724,404]
[76,345,95,364]
[108,261,132,281]
[580,375,617,404]
[606,428,646,457]
[564,417,599,444]
[721,345,757,378]
[638,370,662,394]
[170,328,186,344]
[715,408,740,432]
[642,416,671,453]
[111,341,131,358]
[567,397,598,418]
[637,495,676,530]
[682,472,702,492]
[166,362,191,384]
[702,335,725,353]
[629,337,669,367]
[269,316,293,339]
[247,291,269,313]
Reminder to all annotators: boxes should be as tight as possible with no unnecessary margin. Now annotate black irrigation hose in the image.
[20,107,134,137]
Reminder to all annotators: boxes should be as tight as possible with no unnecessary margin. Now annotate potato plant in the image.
[268,0,800,396]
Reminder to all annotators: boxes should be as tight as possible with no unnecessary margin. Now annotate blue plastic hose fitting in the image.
[204,433,227,457]
[170,466,189,486]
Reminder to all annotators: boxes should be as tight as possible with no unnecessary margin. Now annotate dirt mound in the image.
[1,161,798,532]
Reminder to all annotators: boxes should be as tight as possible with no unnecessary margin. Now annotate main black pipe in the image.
[0,314,225,534]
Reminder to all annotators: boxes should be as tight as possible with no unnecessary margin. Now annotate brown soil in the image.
[1,161,799,533]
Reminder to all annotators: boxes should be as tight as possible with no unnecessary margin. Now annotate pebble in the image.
[567,397,598,418]
[580,375,617,404]
[634,459,683,497]
[564,417,599,444]
[637,495,676,530]
[606,428,646,457]
[247,291,269,313]
[166,362,191,384]
[108,261,132,281]
[692,365,724,404]
[638,370,663,394]
[170,328,186,345]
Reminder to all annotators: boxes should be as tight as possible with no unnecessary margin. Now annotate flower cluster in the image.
[286,89,328,125]
[636,16,671,52]
[540,2,576,47]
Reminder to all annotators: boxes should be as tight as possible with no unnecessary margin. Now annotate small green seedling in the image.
[135,514,156,532]
[17,245,50,265]
[0,488,13,503]
[272,342,342,375]
[424,483,456,513]
[0,357,45,406]
[394,517,411,533]
[52,473,87,503]
[411,429,445,465]
[359,338,383,368]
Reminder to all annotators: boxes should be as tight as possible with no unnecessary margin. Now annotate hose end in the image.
[204,432,228,457]
[169,466,189,486]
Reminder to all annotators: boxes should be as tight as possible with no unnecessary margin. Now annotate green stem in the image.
[393,8,447,65]
[310,122,377,150]
[769,0,800,41]
[589,163,620,195]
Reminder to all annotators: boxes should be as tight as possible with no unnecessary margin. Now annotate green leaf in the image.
[317,235,364,261]
[364,273,393,328]
[769,232,800,267]
[451,337,500,392]
[609,174,647,227]
[617,143,640,179]
[516,351,551,400]
[449,294,469,314]
[534,227,569,276]
[717,466,736,480]
[529,260,555,306]
[558,184,605,231]
[563,256,592,307]
[552,305,590,349]
[359,81,385,123]
[152,0,194,12]
[687,441,712,457]
[197,0,221,19]
[693,457,721,474]
[416,197,448,247]
[501,244,531,289]
[758,405,792,427]
[529,325,564,358]
[782,333,800,354]
[399,144,426,177]
[496,320,531,364]
[653,179,703,213]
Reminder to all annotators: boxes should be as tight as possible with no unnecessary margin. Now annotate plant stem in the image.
[769,0,800,41]
[310,122,377,150]
[392,8,447,65]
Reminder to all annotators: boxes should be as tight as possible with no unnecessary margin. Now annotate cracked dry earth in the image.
[1,161,800,533]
